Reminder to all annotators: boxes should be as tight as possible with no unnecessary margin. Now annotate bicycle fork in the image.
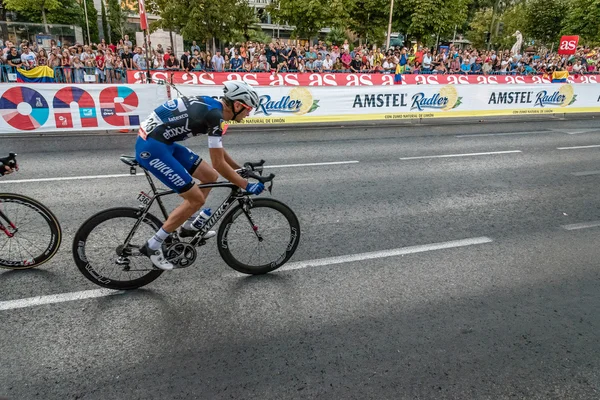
[0,210,17,238]
[240,198,264,242]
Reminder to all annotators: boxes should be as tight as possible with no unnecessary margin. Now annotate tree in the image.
[465,7,492,49]
[267,0,332,40]
[107,0,130,42]
[47,0,84,25]
[407,0,472,44]
[494,3,528,49]
[524,0,566,47]
[562,0,600,46]
[3,0,60,33]
[83,0,99,44]
[101,0,110,42]
[346,0,389,46]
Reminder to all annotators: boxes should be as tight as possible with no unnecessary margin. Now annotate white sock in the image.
[147,227,170,250]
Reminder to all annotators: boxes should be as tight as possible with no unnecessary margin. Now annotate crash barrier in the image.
[128,70,600,86]
[0,83,598,133]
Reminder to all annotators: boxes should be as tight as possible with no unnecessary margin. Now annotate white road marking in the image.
[1,236,493,311]
[0,161,360,184]
[0,173,142,184]
[399,150,522,161]
[557,145,600,150]
[269,161,359,168]
[561,221,600,231]
[455,132,535,138]
[278,237,493,272]
[0,289,123,311]
[571,171,600,176]
[551,129,599,135]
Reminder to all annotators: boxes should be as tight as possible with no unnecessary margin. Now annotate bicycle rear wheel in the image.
[72,207,164,290]
[0,193,62,270]
[217,198,300,275]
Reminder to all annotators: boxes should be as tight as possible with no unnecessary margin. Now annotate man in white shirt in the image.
[322,54,333,71]
[20,45,36,68]
[422,50,432,71]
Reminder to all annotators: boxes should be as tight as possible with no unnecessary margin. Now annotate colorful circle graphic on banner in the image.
[53,86,98,128]
[0,87,49,130]
[99,86,140,126]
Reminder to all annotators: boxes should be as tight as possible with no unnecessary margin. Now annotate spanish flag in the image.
[16,66,55,83]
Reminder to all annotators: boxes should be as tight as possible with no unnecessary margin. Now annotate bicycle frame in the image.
[121,166,252,251]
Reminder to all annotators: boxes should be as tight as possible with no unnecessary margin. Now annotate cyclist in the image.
[135,81,264,270]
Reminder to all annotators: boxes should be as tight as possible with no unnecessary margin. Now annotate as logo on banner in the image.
[558,36,579,55]
[411,85,462,111]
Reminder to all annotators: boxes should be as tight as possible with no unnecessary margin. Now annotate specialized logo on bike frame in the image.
[534,84,576,108]
[255,88,319,116]
[148,159,187,187]
[411,85,462,112]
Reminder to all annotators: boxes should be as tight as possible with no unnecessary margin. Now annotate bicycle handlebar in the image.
[239,160,275,193]
[0,152,18,176]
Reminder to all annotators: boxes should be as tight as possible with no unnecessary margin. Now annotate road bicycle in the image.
[0,153,62,270]
[72,156,301,290]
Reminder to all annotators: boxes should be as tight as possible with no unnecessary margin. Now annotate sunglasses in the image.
[238,102,253,112]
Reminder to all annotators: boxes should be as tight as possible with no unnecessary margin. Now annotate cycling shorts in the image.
[135,136,202,194]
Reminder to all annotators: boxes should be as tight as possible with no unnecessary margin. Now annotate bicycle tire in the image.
[0,193,62,270]
[217,198,300,275]
[72,207,164,290]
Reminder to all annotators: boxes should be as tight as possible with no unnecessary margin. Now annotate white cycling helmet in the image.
[223,80,259,109]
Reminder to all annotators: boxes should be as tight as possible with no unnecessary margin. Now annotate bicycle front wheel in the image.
[217,198,300,275]
[0,193,62,270]
[72,207,164,290]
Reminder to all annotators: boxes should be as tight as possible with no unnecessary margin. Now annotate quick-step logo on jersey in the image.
[149,159,187,187]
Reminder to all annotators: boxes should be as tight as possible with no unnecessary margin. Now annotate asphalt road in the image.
[1,119,600,399]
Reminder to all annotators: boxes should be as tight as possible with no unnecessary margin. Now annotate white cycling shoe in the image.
[140,243,174,271]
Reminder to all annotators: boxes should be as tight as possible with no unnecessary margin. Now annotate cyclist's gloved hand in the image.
[246,181,264,195]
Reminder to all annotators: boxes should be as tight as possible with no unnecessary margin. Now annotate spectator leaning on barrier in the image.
[20,44,36,69]
[179,50,190,71]
[212,50,224,72]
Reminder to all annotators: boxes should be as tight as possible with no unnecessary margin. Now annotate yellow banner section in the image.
[230,107,600,125]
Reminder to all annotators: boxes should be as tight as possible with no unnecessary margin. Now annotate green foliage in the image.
[84,0,99,43]
[325,27,349,46]
[344,0,388,45]
[267,0,331,39]
[249,30,271,44]
[524,0,566,47]
[101,0,110,42]
[465,7,492,48]
[562,0,600,46]
[107,0,129,42]
[407,0,472,43]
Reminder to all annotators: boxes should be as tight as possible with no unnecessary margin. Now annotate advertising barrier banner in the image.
[0,84,168,133]
[174,83,600,125]
[127,70,600,86]
[1,83,599,132]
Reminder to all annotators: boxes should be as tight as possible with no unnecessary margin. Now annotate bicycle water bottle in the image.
[191,208,212,230]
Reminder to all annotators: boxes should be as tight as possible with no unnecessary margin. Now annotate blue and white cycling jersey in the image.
[135,95,229,194]
[138,95,228,149]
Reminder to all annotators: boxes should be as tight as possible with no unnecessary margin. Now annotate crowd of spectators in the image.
[1,35,599,83]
